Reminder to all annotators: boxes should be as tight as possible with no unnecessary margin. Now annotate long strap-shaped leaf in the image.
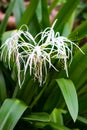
[48,0,59,13]
[69,44,87,88]
[13,0,25,25]
[0,70,7,106]
[68,20,87,41]
[0,0,17,38]
[54,0,80,34]
[0,99,27,130]
[56,78,78,122]
[18,0,39,27]
[23,112,50,122]
[34,122,71,130]
[41,0,50,28]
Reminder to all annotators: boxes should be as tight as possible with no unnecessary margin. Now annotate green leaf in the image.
[76,68,87,90]
[18,0,39,27]
[41,0,50,28]
[78,116,87,125]
[42,85,60,113]
[0,62,15,89]
[23,112,50,122]
[0,99,27,130]
[54,0,80,34]
[62,11,75,36]
[50,122,71,130]
[0,70,7,105]
[0,0,17,38]
[13,75,38,105]
[36,0,42,22]
[56,78,78,121]
[28,14,41,36]
[49,0,59,13]
[13,0,25,25]
[69,44,87,88]
[79,94,87,114]
[68,20,87,41]
[50,108,64,126]
[35,122,71,130]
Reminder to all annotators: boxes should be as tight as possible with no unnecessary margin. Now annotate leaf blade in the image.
[0,70,7,106]
[68,20,87,41]
[41,0,50,28]
[23,112,50,122]
[13,0,25,25]
[56,78,78,121]
[0,99,27,130]
[69,44,87,88]
[54,0,80,34]
[18,0,39,27]
[0,0,17,38]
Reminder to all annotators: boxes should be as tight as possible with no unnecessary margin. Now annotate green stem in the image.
[30,84,47,109]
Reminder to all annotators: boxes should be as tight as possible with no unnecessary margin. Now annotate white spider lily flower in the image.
[0,29,27,87]
[1,30,20,68]
[24,44,58,85]
[37,21,84,77]
[0,21,84,87]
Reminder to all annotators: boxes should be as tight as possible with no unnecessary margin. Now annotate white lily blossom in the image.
[0,21,84,87]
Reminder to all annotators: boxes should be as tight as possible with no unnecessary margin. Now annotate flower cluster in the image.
[0,21,83,87]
